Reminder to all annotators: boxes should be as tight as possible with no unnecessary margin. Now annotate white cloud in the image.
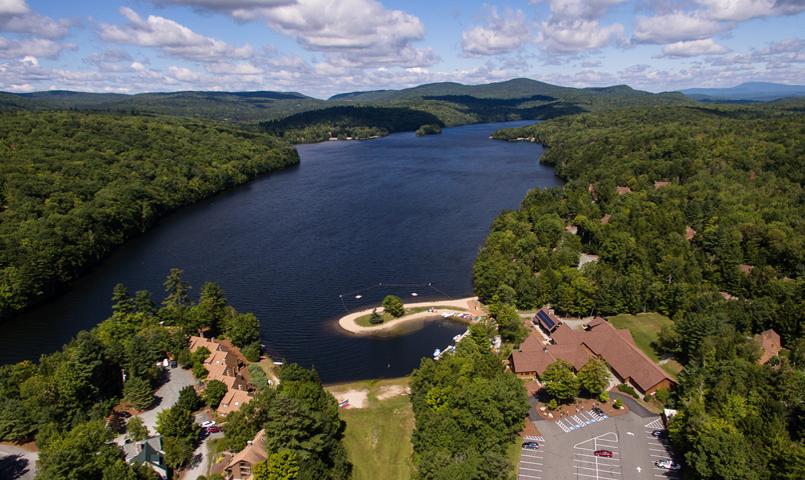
[99,7,253,62]
[633,11,728,44]
[696,0,805,21]
[531,0,626,20]
[539,19,624,54]
[660,38,730,57]
[152,0,435,69]
[0,36,73,59]
[0,0,28,16]
[461,8,531,56]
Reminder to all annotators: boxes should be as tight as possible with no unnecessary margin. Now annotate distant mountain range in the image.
[0,78,689,124]
[680,82,805,102]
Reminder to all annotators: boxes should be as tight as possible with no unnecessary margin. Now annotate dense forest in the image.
[0,112,298,318]
[0,271,349,479]
[478,103,804,478]
[259,105,444,143]
[410,325,529,479]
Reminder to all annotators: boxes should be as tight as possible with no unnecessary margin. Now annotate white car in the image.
[201,420,216,428]
[655,459,681,470]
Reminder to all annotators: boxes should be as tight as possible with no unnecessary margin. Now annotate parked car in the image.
[206,425,222,433]
[592,407,605,415]
[655,459,681,470]
[522,441,539,450]
[593,450,613,458]
[201,420,216,428]
[652,429,667,438]
[170,360,178,368]
[117,411,131,419]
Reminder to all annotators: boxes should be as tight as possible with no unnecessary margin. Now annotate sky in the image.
[0,0,803,98]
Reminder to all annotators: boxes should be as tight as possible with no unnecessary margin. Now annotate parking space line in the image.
[520,467,542,473]
[521,461,543,466]
[518,474,541,479]
[575,473,619,480]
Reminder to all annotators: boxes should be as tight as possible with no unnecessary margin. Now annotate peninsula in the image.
[337,297,482,334]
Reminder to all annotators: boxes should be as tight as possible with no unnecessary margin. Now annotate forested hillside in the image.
[0,112,299,318]
[480,103,804,478]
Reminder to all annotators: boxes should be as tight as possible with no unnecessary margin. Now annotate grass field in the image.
[607,312,672,362]
[330,378,415,480]
[354,305,467,327]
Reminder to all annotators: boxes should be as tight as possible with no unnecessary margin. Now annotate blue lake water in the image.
[0,121,560,383]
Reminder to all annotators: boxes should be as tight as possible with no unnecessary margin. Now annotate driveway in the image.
[137,367,197,433]
[181,431,224,480]
[0,444,38,480]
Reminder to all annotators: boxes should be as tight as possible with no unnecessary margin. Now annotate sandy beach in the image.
[337,297,482,334]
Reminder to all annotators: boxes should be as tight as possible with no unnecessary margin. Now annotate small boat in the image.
[453,334,462,342]
[354,295,362,299]
[433,348,441,359]
[338,400,350,408]
[411,292,418,296]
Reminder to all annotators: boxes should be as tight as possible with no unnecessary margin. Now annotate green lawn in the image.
[333,378,415,480]
[354,305,467,327]
[607,312,672,362]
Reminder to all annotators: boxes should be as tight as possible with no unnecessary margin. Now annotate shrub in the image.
[177,348,192,369]
[547,399,558,410]
[192,362,208,379]
[247,364,270,391]
[653,389,670,405]
[241,342,261,362]
[617,383,639,398]
[126,416,148,442]
[613,399,623,409]
[598,391,609,403]
[369,309,383,324]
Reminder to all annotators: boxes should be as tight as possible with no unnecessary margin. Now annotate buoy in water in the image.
[355,294,362,299]
[411,292,418,296]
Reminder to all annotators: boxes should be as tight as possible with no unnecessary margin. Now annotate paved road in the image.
[0,444,37,480]
[138,367,197,433]
[182,431,224,480]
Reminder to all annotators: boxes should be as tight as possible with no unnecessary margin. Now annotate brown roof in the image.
[226,430,267,470]
[581,319,673,393]
[189,336,221,354]
[738,264,754,274]
[511,316,675,393]
[720,291,738,301]
[685,226,696,241]
[551,323,578,345]
[511,345,592,376]
[755,329,781,364]
[654,180,671,189]
[600,214,611,225]
[217,389,253,416]
[616,186,631,195]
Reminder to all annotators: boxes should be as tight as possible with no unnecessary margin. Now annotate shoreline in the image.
[337,296,482,334]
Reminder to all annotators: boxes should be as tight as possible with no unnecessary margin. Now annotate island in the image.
[415,123,443,136]
[337,296,482,334]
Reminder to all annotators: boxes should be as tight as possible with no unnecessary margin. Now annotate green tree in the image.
[188,282,228,335]
[126,416,148,442]
[382,295,405,318]
[156,405,199,469]
[203,380,228,409]
[577,358,609,396]
[541,360,579,402]
[494,302,528,345]
[253,450,300,480]
[175,386,203,412]
[112,284,136,314]
[224,312,261,348]
[124,377,154,411]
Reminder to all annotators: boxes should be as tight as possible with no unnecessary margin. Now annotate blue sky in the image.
[0,0,802,97]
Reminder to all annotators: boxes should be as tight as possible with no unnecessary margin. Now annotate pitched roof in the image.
[616,186,631,195]
[511,342,592,375]
[217,388,252,416]
[755,329,781,364]
[123,436,165,468]
[600,214,611,225]
[534,308,560,332]
[226,430,267,470]
[189,336,221,354]
[580,319,672,393]
[685,226,696,241]
[551,323,578,345]
[654,180,671,189]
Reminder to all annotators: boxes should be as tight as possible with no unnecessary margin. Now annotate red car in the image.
[593,450,613,458]
[206,426,222,433]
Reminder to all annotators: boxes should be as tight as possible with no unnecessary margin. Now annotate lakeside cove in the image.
[337,297,483,334]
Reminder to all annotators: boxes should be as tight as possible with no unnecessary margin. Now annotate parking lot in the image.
[518,411,681,480]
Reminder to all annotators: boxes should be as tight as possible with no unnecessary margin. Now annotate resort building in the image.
[224,430,267,480]
[512,309,676,395]
[189,335,253,415]
[122,435,168,479]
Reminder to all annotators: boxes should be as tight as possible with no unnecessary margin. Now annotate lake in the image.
[0,121,560,383]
